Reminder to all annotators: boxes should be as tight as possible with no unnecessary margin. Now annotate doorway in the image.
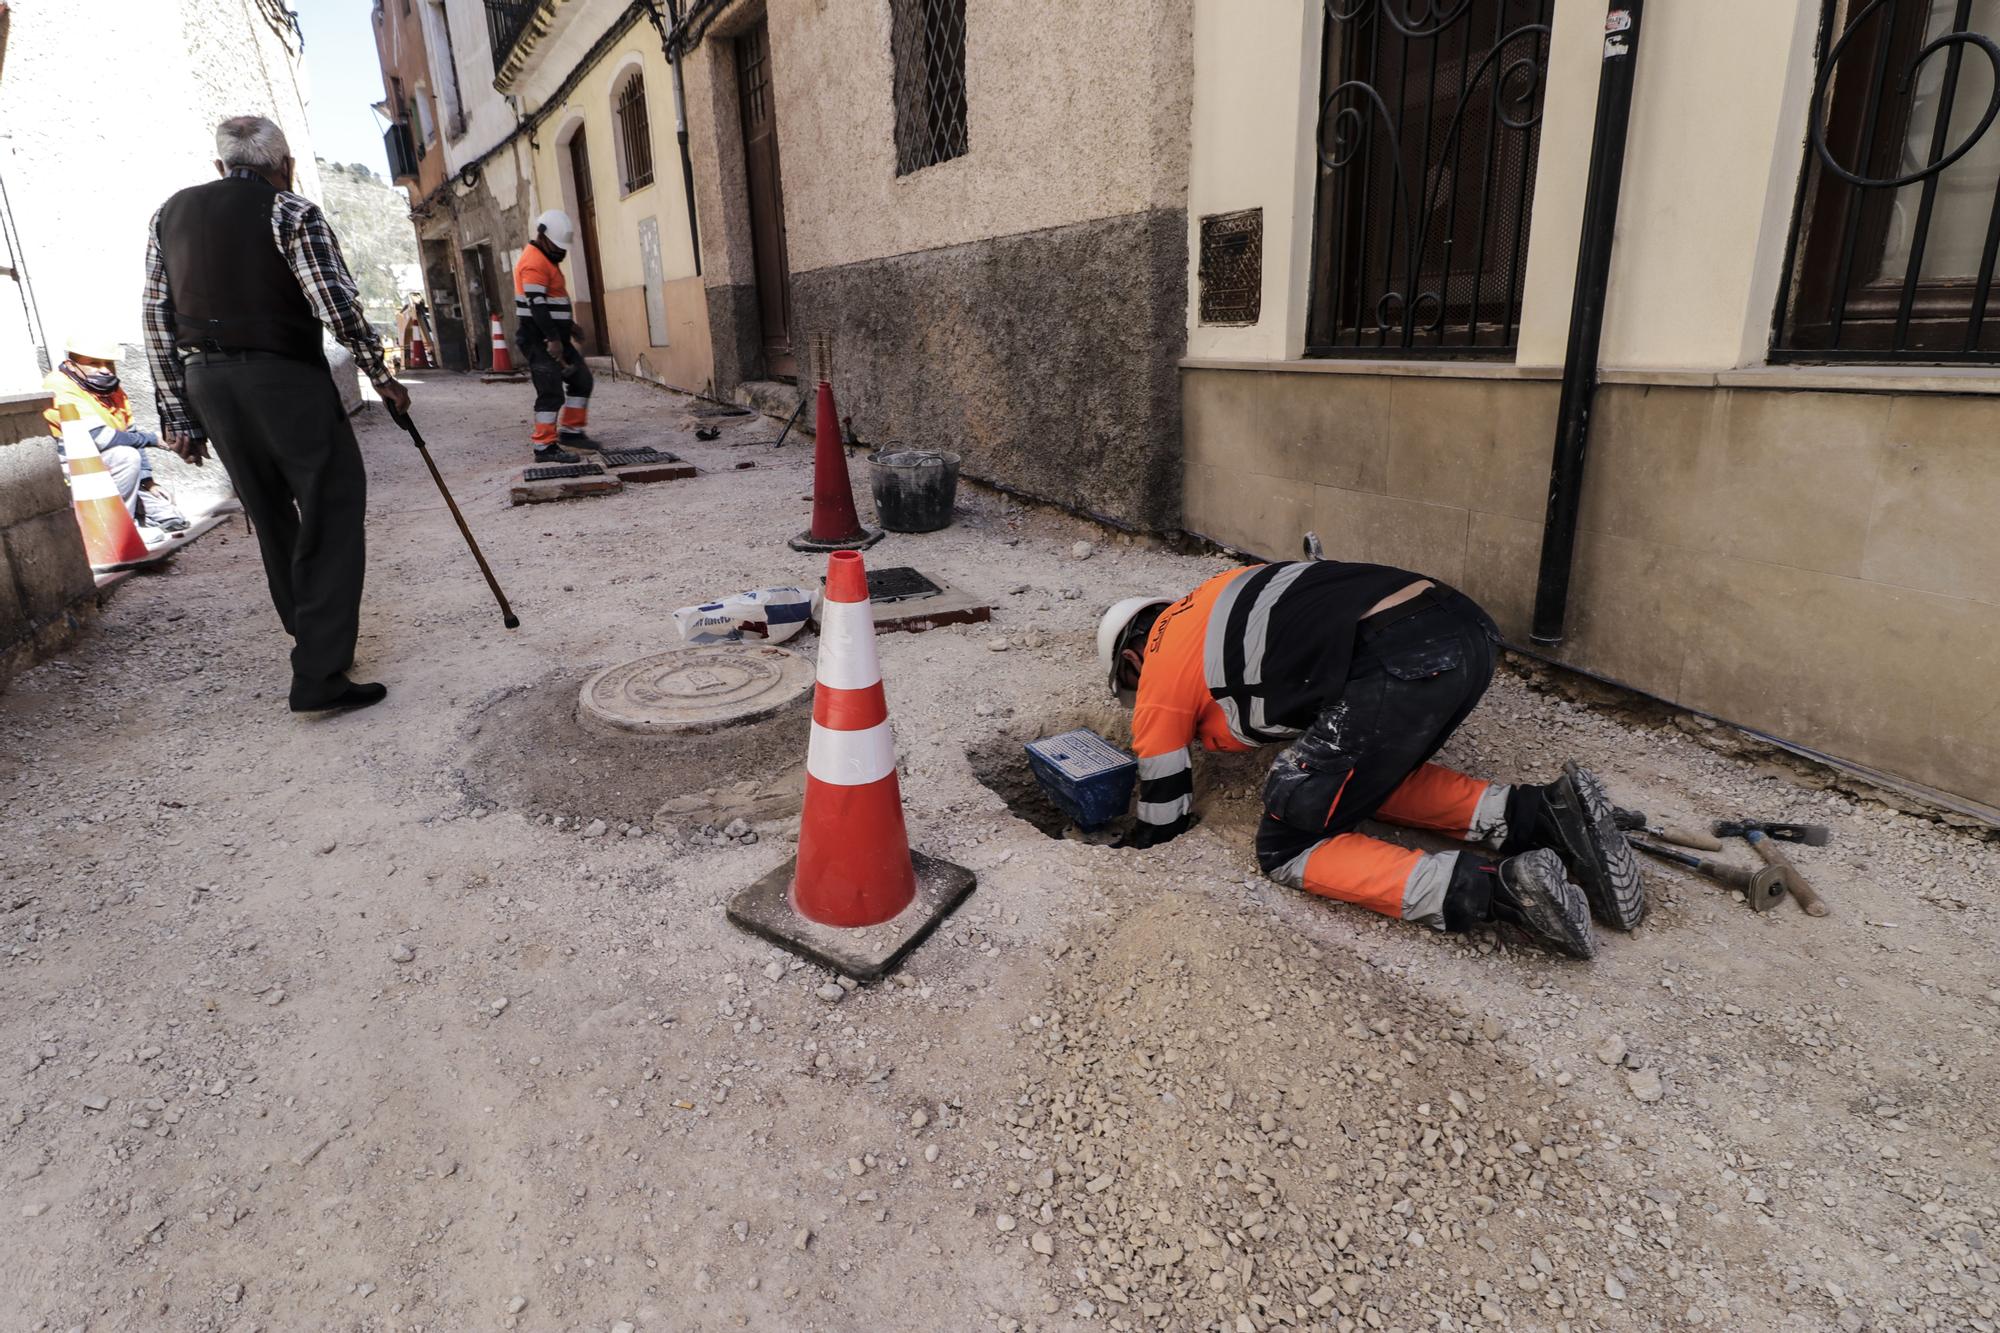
[567,129,612,355]
[736,17,796,380]
[461,243,501,370]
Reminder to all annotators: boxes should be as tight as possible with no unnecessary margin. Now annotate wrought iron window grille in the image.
[1200,210,1265,325]
[1775,0,2000,362]
[891,0,969,176]
[615,71,656,193]
[1306,0,1553,357]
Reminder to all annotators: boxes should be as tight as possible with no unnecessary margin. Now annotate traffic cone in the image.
[726,548,974,979]
[409,329,429,368]
[787,379,881,552]
[56,404,152,570]
[488,312,514,373]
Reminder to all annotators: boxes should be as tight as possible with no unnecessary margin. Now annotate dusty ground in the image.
[3,371,1997,1333]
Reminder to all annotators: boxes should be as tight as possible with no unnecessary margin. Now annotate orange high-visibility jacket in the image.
[1129,560,1420,840]
[42,367,136,449]
[513,243,574,340]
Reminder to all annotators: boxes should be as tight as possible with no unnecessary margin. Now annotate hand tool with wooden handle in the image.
[1630,837,1789,913]
[1711,819,1830,846]
[1720,826,1829,916]
[1613,807,1725,851]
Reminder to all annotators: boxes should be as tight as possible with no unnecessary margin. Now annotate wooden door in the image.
[567,129,611,354]
[737,18,797,379]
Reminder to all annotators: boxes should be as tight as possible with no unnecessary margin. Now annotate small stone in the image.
[224,1283,245,1304]
[612,1323,636,1333]
[724,818,750,839]
[1031,1231,1054,1256]
[924,1144,940,1163]
[763,962,784,982]
[1071,541,1095,560]
[81,1094,109,1112]
[816,984,845,1004]
[910,1109,929,1129]
[264,989,285,1007]
[794,1228,812,1251]
[1596,1034,1628,1066]
[996,1214,1016,1232]
[390,944,415,964]
[22,1202,49,1218]
[1606,1275,1627,1300]
[581,819,608,839]
[490,997,509,1015]
[506,1295,526,1314]
[848,1157,866,1176]
[1627,1067,1664,1102]
[987,638,1010,653]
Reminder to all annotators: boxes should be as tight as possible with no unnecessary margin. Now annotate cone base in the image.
[480,371,528,384]
[726,849,975,981]
[788,526,884,553]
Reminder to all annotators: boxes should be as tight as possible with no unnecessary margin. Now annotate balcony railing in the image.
[384,122,419,183]
[484,0,537,67]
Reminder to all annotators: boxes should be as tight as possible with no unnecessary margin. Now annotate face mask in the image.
[68,363,119,395]
[539,235,568,264]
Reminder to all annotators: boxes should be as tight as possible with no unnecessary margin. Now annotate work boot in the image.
[1446,850,1595,959]
[532,443,580,464]
[559,431,603,452]
[1502,762,1646,931]
[289,675,388,714]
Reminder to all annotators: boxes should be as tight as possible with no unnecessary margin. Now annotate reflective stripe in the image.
[806,719,896,786]
[1136,794,1191,825]
[522,283,549,294]
[814,598,881,690]
[1267,845,1314,890]
[88,424,118,446]
[1400,850,1459,930]
[534,411,559,423]
[1136,751,1189,780]
[68,469,121,502]
[1471,783,1511,846]
[1202,569,1255,745]
[1241,560,1309,688]
[563,396,588,409]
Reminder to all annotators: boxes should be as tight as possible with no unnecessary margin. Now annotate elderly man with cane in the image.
[143,115,410,713]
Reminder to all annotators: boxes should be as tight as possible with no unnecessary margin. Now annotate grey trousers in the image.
[183,354,367,688]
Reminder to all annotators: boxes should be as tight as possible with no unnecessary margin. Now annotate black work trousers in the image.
[184,353,367,689]
[522,335,592,444]
[1255,587,1499,875]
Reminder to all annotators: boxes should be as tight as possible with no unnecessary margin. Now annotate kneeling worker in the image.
[1099,562,1644,957]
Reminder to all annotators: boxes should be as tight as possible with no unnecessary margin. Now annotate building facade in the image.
[1179,0,1999,812]
[672,0,1193,530]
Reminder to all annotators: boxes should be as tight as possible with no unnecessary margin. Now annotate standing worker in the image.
[142,115,411,714]
[1098,561,1644,958]
[514,210,598,462]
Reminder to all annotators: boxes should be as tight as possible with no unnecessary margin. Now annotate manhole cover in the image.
[602,448,679,467]
[578,645,815,735]
[864,567,943,603]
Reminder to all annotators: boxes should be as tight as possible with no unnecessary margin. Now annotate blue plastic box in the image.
[1024,729,1139,831]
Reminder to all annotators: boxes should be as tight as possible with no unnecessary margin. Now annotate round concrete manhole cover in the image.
[578,645,815,735]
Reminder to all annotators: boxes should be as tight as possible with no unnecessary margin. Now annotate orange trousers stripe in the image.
[1298,833,1423,919]
[1375,763,1491,839]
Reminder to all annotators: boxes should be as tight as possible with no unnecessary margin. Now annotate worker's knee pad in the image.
[1261,705,1357,833]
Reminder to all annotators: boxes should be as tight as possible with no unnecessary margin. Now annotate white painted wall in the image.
[1183,0,1834,372]
[435,0,527,176]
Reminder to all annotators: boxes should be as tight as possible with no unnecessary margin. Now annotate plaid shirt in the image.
[143,168,392,443]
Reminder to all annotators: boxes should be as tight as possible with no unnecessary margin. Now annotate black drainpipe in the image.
[645,0,704,276]
[1530,1,1644,645]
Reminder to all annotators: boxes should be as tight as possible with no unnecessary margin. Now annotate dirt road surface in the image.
[3,372,1996,1333]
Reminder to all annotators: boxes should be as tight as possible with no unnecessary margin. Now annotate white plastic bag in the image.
[673,586,813,645]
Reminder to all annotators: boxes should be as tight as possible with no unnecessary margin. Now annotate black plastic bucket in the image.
[868,449,961,533]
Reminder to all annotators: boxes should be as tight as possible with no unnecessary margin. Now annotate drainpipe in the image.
[1530,2,1644,646]
[646,0,703,276]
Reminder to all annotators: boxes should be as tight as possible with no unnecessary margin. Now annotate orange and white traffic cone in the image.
[56,404,153,570]
[409,330,429,368]
[488,312,514,373]
[787,378,881,553]
[727,548,974,978]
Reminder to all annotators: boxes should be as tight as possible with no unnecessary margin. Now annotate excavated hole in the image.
[455,672,808,830]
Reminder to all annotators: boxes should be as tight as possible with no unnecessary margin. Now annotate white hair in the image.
[215,115,291,171]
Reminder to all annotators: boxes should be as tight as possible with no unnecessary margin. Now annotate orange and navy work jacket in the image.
[1130,560,1419,843]
[513,242,574,341]
[41,365,146,452]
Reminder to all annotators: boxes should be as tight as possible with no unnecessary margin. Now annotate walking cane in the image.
[388,406,521,629]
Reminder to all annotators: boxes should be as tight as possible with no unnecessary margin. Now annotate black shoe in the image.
[1504,762,1646,931]
[289,676,388,714]
[560,432,603,452]
[533,443,580,464]
[1486,849,1596,959]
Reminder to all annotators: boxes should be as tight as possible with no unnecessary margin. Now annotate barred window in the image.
[891,0,968,175]
[615,70,655,194]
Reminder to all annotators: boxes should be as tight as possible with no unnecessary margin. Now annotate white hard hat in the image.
[535,209,575,248]
[1098,595,1173,704]
[64,333,123,362]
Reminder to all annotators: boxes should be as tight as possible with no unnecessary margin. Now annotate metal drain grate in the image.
[523,462,607,481]
[865,566,943,603]
[601,448,680,467]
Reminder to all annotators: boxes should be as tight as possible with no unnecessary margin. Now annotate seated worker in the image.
[1098,562,1644,958]
[42,334,189,532]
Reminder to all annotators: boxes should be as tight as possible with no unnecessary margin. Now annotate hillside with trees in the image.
[317,158,419,329]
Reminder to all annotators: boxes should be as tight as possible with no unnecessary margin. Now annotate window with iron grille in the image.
[615,70,655,194]
[1306,1,1553,357]
[1776,0,2000,362]
[890,0,968,176]
[1200,210,1264,325]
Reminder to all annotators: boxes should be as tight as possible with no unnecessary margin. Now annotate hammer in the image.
[1630,837,1789,913]
[1613,807,1724,852]
[1714,820,1829,917]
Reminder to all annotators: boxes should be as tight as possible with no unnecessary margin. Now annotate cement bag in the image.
[674,587,812,644]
